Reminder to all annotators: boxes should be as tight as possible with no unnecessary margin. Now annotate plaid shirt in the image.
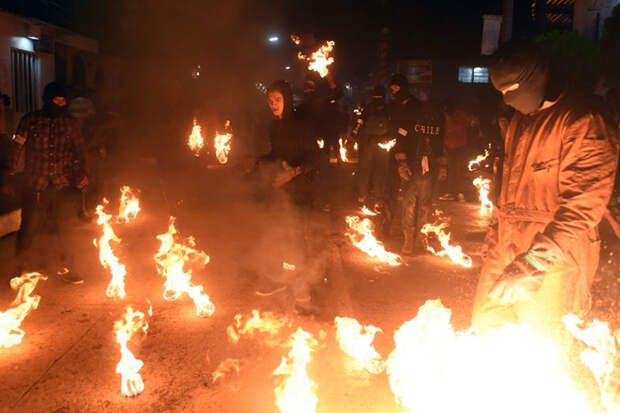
[6,110,87,191]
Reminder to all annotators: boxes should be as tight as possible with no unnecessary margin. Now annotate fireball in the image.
[188,118,204,156]
[227,309,290,346]
[378,139,397,152]
[335,316,384,374]
[472,177,493,216]
[0,272,47,348]
[95,200,127,299]
[114,306,149,397]
[214,121,232,164]
[420,215,472,268]
[297,40,335,78]
[273,328,319,413]
[117,185,140,224]
[468,148,490,171]
[154,217,215,317]
[339,138,349,163]
[345,216,401,266]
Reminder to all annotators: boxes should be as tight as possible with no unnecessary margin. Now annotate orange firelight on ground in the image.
[420,214,472,268]
[117,186,140,224]
[0,272,47,348]
[473,177,493,216]
[378,139,397,152]
[114,306,149,397]
[154,217,215,317]
[297,40,335,78]
[95,200,127,299]
[335,316,384,374]
[345,216,401,266]
[188,118,204,156]
[273,328,319,413]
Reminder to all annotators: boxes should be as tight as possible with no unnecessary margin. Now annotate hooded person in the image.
[472,41,618,335]
[1,82,88,284]
[253,80,326,316]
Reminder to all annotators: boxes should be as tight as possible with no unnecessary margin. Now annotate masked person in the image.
[356,86,392,202]
[251,80,325,316]
[1,82,88,283]
[391,77,447,254]
[472,41,618,335]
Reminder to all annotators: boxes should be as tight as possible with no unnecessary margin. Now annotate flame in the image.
[273,328,319,413]
[386,299,595,413]
[472,177,493,216]
[154,217,215,317]
[468,149,490,171]
[114,306,148,397]
[0,272,47,348]
[290,34,301,45]
[117,186,140,223]
[335,317,384,374]
[214,121,232,164]
[212,358,242,383]
[360,205,378,216]
[345,216,401,266]
[316,139,325,149]
[227,309,290,346]
[95,200,127,299]
[188,118,204,156]
[563,314,619,410]
[354,141,359,151]
[420,215,472,268]
[339,138,349,163]
[297,40,335,78]
[378,139,397,152]
[283,262,296,271]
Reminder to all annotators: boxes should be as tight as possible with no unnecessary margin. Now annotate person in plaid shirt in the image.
[1,82,88,283]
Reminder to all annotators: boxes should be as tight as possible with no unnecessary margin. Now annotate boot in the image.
[402,231,415,255]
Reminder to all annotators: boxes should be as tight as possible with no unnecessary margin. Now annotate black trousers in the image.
[357,143,391,201]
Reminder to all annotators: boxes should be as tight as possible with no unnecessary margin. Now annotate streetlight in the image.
[268,35,279,43]
[284,66,291,70]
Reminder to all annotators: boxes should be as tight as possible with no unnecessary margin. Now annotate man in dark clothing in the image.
[391,74,447,254]
[356,85,392,206]
[251,80,329,316]
[472,41,617,335]
[1,82,88,283]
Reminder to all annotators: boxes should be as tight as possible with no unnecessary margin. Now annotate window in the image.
[11,48,39,113]
[458,66,489,84]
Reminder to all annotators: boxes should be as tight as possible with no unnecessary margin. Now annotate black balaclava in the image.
[489,41,550,115]
[371,85,386,110]
[42,82,68,116]
[267,80,294,119]
[389,73,411,101]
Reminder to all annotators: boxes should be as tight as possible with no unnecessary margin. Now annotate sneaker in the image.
[57,268,84,285]
[255,279,287,297]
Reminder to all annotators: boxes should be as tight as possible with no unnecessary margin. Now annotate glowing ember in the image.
[297,40,335,78]
[117,186,140,224]
[95,200,127,299]
[345,216,401,266]
[212,358,241,383]
[378,139,397,152]
[188,118,204,156]
[563,314,619,410]
[386,299,595,413]
[283,262,296,271]
[354,141,359,151]
[273,328,319,413]
[361,205,378,216]
[214,120,232,164]
[290,34,301,45]
[0,272,47,348]
[335,316,384,374]
[154,217,215,317]
[114,306,148,397]
[468,149,490,171]
[339,138,349,163]
[472,177,493,216]
[227,309,290,346]
[316,139,325,149]
[420,216,472,268]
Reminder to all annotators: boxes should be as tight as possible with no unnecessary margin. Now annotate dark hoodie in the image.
[262,80,319,174]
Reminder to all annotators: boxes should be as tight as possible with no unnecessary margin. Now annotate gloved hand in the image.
[398,162,412,181]
[488,233,563,305]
